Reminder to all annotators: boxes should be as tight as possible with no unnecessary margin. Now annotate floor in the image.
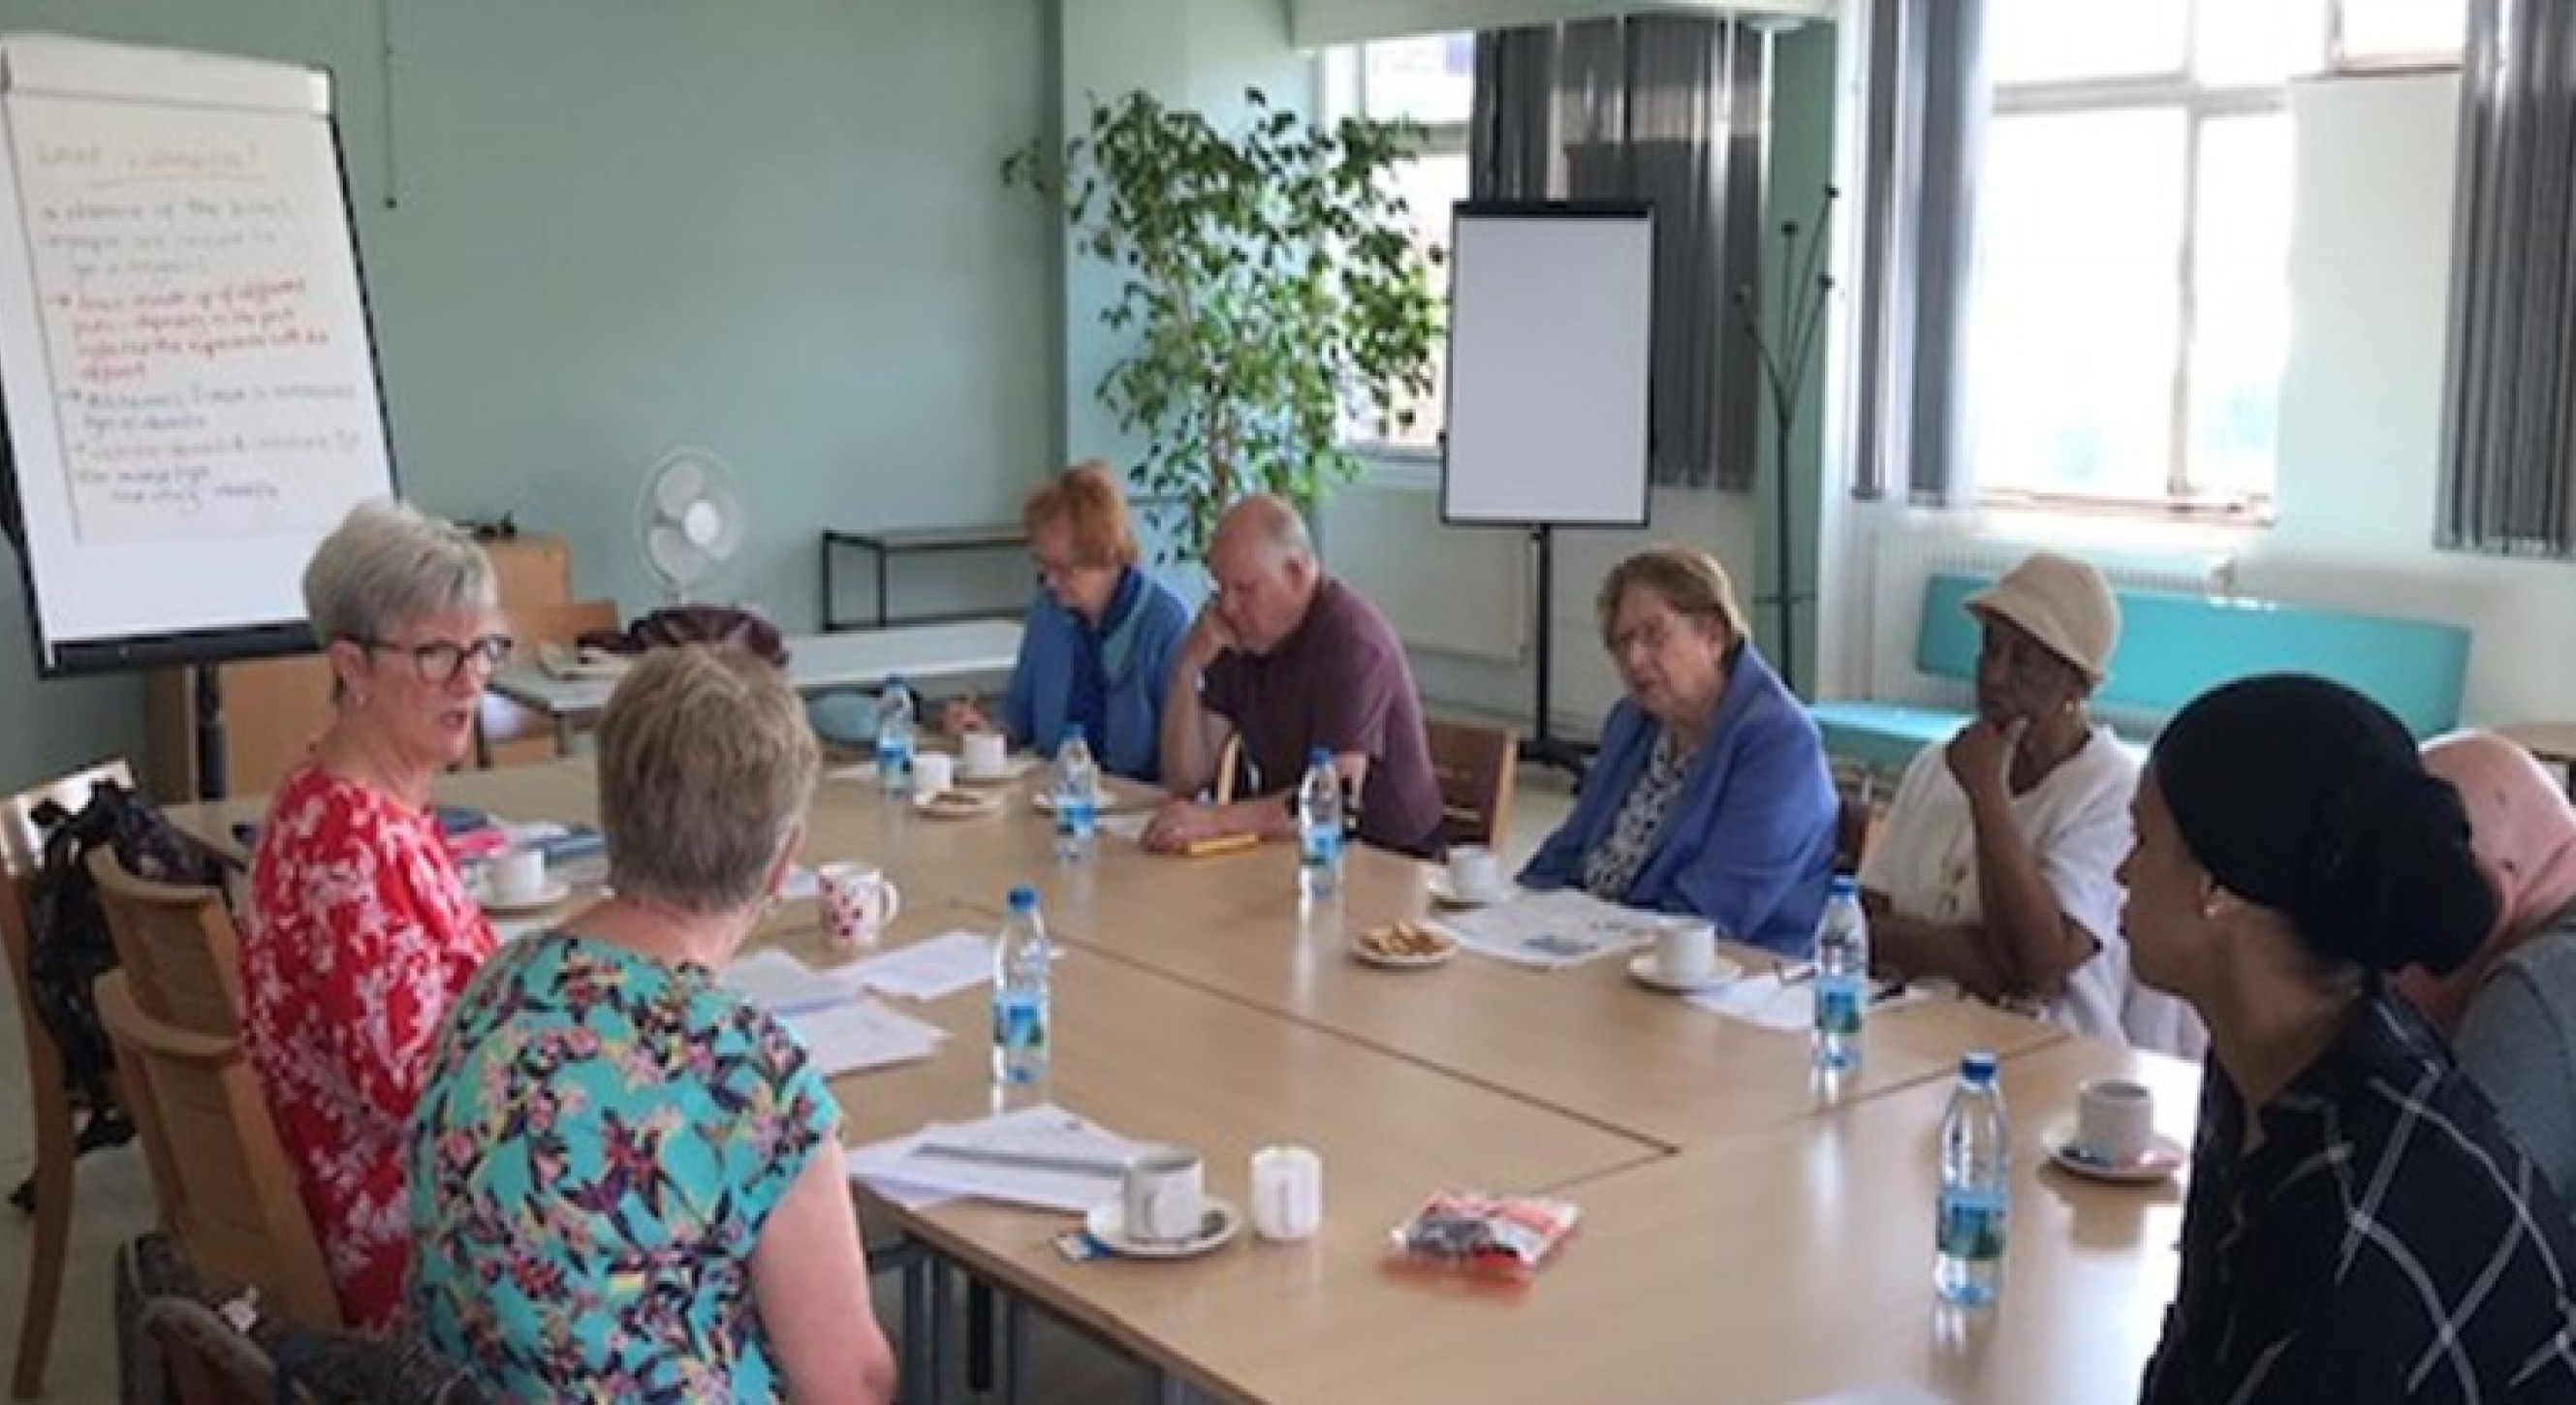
[0,765,1577,1401]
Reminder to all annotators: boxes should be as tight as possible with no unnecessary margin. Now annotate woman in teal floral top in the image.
[408,646,895,1401]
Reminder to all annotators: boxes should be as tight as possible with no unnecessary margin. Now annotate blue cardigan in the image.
[1001,568,1188,783]
[1519,645,1838,955]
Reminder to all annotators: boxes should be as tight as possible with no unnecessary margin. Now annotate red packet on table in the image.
[1386,1192,1581,1283]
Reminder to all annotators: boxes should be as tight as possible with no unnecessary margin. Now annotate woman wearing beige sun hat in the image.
[1857,549,2196,1052]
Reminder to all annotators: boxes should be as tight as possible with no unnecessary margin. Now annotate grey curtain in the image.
[1471,17,1771,490]
[1851,0,1985,504]
[2439,0,2576,554]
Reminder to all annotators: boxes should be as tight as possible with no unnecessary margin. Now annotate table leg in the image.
[877,549,891,630]
[553,715,575,757]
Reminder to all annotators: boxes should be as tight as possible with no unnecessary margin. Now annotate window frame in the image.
[1970,0,2459,520]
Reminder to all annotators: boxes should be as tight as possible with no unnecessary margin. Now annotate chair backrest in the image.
[1834,792,1884,877]
[88,848,241,1040]
[479,598,622,765]
[0,760,137,1085]
[95,971,341,1329]
[1426,720,1519,851]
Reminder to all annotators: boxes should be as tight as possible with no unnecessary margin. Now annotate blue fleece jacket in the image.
[1519,645,1838,955]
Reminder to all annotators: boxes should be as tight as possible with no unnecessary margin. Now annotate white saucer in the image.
[1626,952,1744,994]
[1426,871,1517,909]
[1084,1197,1243,1259]
[2041,1120,2185,1185]
[474,880,573,916]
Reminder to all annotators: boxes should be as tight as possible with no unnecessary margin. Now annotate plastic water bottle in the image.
[991,886,1050,1087]
[1297,748,1343,902]
[1811,874,1869,1072]
[1935,1049,2010,1307]
[1052,726,1099,865]
[875,676,915,798]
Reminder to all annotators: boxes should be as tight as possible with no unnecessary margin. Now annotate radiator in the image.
[1322,478,1531,664]
[1861,524,2229,707]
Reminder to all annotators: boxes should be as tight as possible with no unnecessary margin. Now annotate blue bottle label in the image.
[1814,975,1864,1036]
[1302,827,1340,869]
[1056,796,1097,837]
[1936,1185,2007,1262]
[993,993,1046,1053]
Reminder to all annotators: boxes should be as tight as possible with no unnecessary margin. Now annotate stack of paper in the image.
[722,948,872,1015]
[844,930,998,1001]
[849,1104,1147,1212]
[1426,890,1673,970]
[1687,969,1815,1032]
[781,999,947,1077]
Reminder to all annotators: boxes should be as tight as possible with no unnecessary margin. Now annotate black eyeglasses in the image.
[354,634,515,684]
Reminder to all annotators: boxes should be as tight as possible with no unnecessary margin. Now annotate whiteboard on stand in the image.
[1440,203,1654,528]
[0,33,394,675]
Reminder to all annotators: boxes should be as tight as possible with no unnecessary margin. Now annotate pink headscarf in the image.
[2396,731,2576,1033]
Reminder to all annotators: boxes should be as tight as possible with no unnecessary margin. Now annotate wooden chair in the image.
[87,849,243,1039]
[93,970,341,1329]
[1,758,135,1397]
[1834,791,1885,877]
[478,598,622,767]
[1426,720,1519,852]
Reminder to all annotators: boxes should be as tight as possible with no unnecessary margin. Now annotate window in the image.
[1325,35,1472,453]
[1969,0,2460,513]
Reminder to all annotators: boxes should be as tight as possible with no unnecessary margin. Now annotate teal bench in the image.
[1810,571,2473,777]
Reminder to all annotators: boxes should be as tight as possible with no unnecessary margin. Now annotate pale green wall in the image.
[0,0,1055,790]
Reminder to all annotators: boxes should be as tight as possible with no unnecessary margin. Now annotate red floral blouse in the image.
[241,763,494,1327]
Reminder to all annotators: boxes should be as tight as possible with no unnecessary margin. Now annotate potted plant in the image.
[1006,89,1444,559]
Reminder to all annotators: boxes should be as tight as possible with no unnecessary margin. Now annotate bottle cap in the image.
[1830,873,1859,896]
[1308,746,1333,765]
[1064,723,1087,741]
[1008,885,1037,912]
[1960,1050,1997,1083]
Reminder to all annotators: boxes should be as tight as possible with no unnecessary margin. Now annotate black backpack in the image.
[22,777,233,1160]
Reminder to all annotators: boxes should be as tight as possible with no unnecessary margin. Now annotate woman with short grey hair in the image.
[410,646,896,1401]
[239,498,510,1327]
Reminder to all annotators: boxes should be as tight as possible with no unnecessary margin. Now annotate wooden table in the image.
[186,760,2191,1403]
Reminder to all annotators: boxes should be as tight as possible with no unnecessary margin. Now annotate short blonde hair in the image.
[1023,461,1139,570]
[1595,546,1748,650]
[597,647,819,917]
[302,499,495,645]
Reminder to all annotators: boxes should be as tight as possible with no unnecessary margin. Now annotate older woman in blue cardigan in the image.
[1519,547,1838,955]
[944,462,1187,781]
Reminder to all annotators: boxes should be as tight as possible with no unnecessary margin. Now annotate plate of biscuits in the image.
[1350,920,1459,969]
[914,788,1003,821]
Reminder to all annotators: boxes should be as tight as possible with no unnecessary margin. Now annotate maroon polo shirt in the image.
[1200,577,1442,857]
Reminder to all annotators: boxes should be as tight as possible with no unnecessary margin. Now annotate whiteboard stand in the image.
[1441,202,1656,780]
[0,36,400,799]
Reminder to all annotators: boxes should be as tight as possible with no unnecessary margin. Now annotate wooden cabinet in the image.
[143,535,572,801]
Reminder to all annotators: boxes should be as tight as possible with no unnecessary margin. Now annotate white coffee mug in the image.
[961,730,1009,778]
[1653,921,1718,984]
[818,863,902,949]
[913,752,957,796]
[1249,1144,1323,1243]
[1121,1147,1206,1244]
[1446,845,1504,901]
[490,847,547,904]
[2077,1077,2154,1166]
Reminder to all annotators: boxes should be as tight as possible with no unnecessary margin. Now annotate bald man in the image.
[1146,495,1442,858]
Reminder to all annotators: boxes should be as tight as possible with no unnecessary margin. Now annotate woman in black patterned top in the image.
[2121,674,2576,1404]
